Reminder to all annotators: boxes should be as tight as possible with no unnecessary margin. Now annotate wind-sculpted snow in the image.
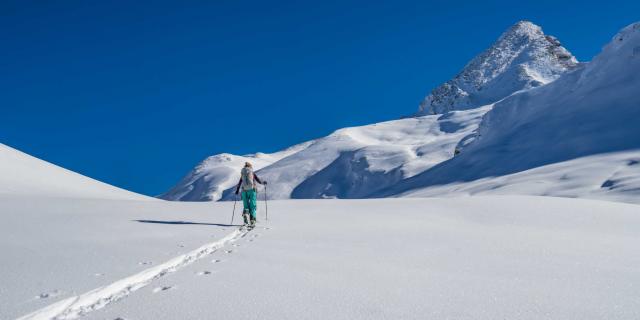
[383,22,640,202]
[0,144,149,200]
[418,20,577,115]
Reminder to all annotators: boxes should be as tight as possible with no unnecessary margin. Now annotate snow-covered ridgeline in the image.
[168,106,489,201]
[241,106,490,200]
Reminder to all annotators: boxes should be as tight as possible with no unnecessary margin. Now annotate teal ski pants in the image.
[241,189,258,219]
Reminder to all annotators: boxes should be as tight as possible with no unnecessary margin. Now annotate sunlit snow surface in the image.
[4,197,639,320]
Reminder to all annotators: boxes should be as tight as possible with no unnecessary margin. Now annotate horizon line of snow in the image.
[16,229,245,320]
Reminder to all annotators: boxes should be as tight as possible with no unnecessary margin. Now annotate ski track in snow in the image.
[17,228,251,320]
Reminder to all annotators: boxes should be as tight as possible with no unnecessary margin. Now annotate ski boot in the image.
[242,211,250,229]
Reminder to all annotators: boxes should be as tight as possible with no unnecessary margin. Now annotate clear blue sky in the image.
[1,0,638,196]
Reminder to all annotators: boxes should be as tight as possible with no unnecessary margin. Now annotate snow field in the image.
[12,196,634,320]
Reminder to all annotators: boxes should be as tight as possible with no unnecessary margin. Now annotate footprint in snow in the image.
[138,261,153,266]
[197,271,212,276]
[212,259,223,263]
[152,286,174,293]
[36,290,63,299]
[250,233,260,239]
[177,244,185,248]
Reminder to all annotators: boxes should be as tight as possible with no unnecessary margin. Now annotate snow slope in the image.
[418,20,577,115]
[0,143,149,200]
[160,142,312,201]
[0,144,233,319]
[8,196,639,320]
[382,22,640,202]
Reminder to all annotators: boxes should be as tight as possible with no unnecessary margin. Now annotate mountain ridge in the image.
[160,21,640,204]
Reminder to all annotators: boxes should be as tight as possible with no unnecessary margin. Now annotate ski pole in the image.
[264,184,268,221]
[231,195,237,225]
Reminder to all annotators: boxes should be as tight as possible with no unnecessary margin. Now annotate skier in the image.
[235,162,267,228]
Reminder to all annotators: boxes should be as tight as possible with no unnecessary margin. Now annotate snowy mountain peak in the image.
[508,20,541,35]
[418,20,578,115]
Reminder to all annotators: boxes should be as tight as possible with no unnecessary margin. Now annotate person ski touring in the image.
[235,162,267,228]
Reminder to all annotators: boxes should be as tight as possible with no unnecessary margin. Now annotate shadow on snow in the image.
[133,220,239,227]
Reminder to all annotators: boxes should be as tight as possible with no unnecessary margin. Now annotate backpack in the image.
[240,167,256,191]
